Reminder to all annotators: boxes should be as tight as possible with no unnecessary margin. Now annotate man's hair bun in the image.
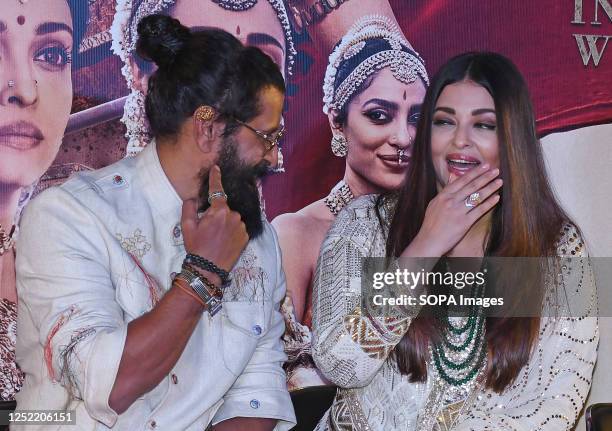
[136,14,191,69]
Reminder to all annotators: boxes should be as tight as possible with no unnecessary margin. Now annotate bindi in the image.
[403,90,407,101]
[236,25,241,36]
[17,15,25,25]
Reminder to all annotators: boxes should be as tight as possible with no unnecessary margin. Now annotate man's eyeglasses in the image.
[235,119,285,154]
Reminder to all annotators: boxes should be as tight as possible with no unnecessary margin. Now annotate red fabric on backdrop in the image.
[263,0,612,218]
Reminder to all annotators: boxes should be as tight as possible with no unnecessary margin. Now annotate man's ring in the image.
[208,191,228,204]
[464,192,482,208]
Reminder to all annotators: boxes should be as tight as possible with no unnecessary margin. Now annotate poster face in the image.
[1,0,610,409]
[31,0,612,208]
[0,1,75,214]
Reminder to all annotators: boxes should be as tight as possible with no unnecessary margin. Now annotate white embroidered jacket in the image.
[14,143,296,430]
[312,196,598,431]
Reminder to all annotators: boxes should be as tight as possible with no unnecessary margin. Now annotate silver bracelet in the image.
[175,269,223,316]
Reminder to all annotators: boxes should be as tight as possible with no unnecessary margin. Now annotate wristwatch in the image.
[175,268,223,316]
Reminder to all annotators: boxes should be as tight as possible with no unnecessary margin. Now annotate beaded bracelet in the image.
[185,253,231,285]
[182,262,223,298]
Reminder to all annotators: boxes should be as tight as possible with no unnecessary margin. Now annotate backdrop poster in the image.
[1,0,610,408]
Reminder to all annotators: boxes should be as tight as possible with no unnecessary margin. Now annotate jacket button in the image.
[171,374,178,384]
[148,419,157,429]
[252,325,262,335]
[250,399,260,409]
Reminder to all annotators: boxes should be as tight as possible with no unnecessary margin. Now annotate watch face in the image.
[192,278,223,316]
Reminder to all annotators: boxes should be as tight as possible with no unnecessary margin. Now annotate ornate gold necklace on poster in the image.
[0,224,16,256]
[324,180,355,216]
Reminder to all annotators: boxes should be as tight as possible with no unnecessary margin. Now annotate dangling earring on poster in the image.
[271,146,285,173]
[331,134,348,157]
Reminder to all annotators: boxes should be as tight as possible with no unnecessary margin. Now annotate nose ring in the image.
[396,148,407,165]
[390,134,414,145]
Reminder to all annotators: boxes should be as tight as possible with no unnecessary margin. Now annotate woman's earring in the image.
[331,134,348,157]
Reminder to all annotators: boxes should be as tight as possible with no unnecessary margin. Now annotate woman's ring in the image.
[464,192,482,208]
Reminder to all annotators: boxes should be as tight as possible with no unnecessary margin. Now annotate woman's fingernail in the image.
[481,163,490,170]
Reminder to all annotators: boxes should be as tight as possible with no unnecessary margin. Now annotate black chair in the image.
[586,404,612,431]
[290,385,337,431]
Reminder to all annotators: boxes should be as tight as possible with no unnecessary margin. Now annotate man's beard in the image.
[198,137,270,238]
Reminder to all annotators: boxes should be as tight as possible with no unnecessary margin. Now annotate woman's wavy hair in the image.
[383,52,572,392]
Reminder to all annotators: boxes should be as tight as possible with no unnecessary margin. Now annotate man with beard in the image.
[13,15,295,431]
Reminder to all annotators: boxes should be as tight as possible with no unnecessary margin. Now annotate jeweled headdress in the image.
[322,15,429,115]
[111,0,296,155]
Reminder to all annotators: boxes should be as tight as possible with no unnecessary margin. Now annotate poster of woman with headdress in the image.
[0,0,88,405]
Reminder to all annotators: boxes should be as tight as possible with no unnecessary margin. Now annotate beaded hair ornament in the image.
[322,15,429,115]
[111,0,296,155]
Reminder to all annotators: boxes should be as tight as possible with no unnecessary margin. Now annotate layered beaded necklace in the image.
[431,260,487,395]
